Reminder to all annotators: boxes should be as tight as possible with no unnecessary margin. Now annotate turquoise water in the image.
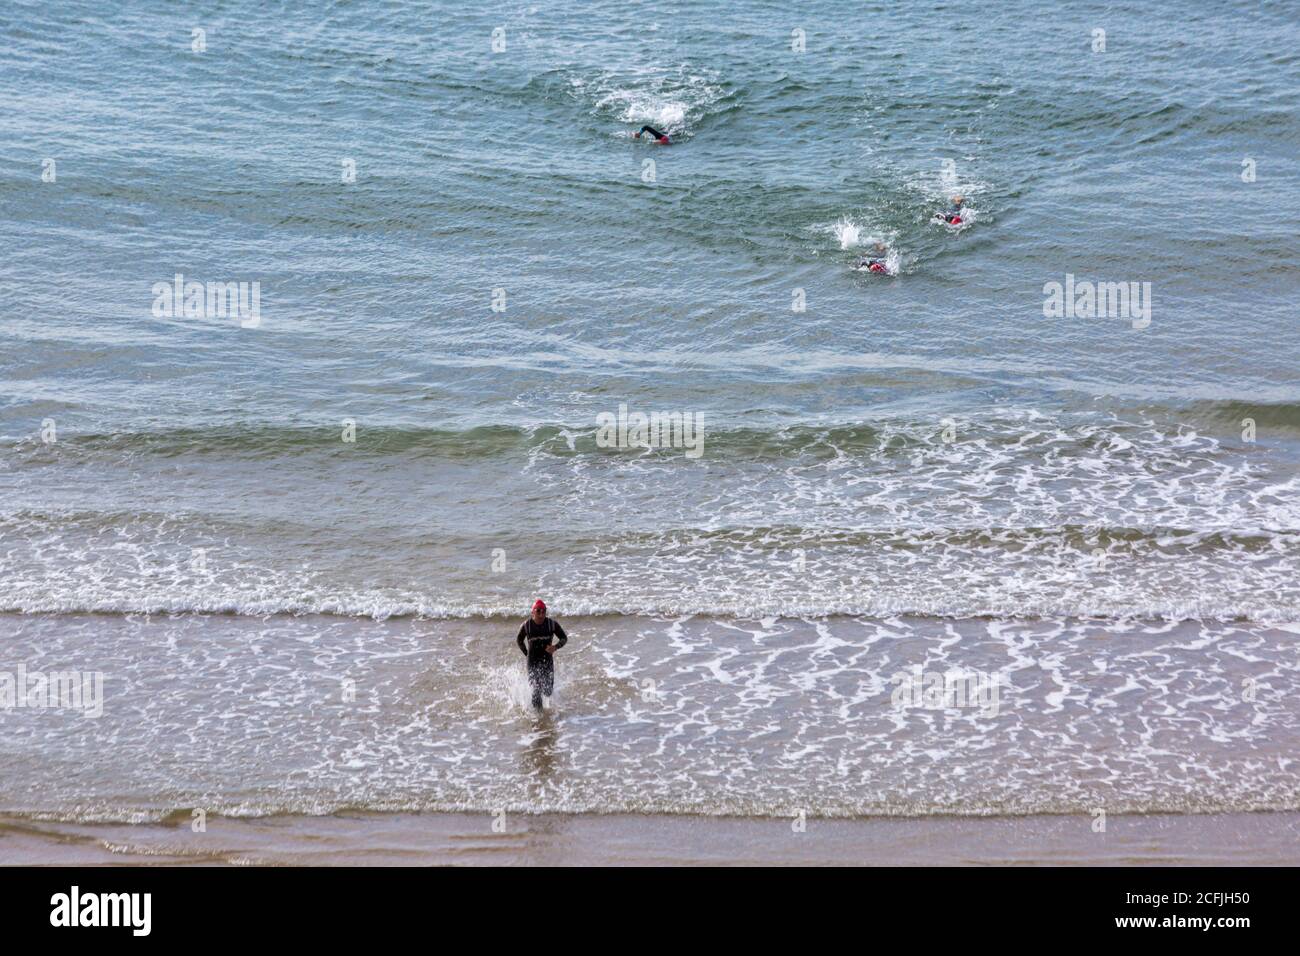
[1,1,1298,820]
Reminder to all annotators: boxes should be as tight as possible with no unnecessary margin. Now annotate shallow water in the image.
[2,613,1297,819]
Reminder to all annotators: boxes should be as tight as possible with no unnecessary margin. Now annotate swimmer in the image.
[856,241,892,274]
[515,599,568,710]
[633,124,671,145]
[934,195,965,225]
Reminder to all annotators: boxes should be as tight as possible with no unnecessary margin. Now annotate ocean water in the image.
[1,0,1298,822]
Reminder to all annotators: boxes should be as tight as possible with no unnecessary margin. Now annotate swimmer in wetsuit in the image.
[633,124,671,144]
[934,194,965,225]
[515,599,568,710]
[856,241,891,273]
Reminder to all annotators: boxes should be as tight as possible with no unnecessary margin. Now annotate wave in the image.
[1176,398,1300,434]
[4,407,1297,624]
[2,600,1293,625]
[6,792,1300,826]
[7,401,1299,460]
[3,513,1298,625]
[1,423,559,460]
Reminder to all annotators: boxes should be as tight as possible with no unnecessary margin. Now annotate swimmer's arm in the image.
[516,624,529,656]
[551,621,568,651]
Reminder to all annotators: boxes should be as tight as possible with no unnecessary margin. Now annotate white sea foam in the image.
[834,218,861,248]
[3,612,1297,821]
[571,66,726,136]
[3,412,1298,623]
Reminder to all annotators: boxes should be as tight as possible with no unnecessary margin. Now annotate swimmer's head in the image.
[531,599,547,623]
[952,195,965,206]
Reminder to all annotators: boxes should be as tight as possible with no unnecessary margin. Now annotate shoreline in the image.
[3,810,1297,866]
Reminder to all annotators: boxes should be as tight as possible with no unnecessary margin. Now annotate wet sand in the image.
[2,810,1297,866]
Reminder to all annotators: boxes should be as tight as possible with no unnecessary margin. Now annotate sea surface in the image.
[1,0,1298,825]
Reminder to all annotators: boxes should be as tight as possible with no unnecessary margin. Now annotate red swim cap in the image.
[532,599,547,612]
[951,216,962,224]
[658,136,669,144]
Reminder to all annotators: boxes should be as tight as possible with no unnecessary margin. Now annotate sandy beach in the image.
[4,811,1298,867]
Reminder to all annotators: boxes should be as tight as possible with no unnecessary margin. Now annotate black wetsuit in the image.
[516,617,568,708]
[637,124,669,142]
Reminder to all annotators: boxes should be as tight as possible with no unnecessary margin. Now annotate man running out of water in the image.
[633,124,671,144]
[934,194,965,224]
[856,241,891,273]
[516,599,568,709]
